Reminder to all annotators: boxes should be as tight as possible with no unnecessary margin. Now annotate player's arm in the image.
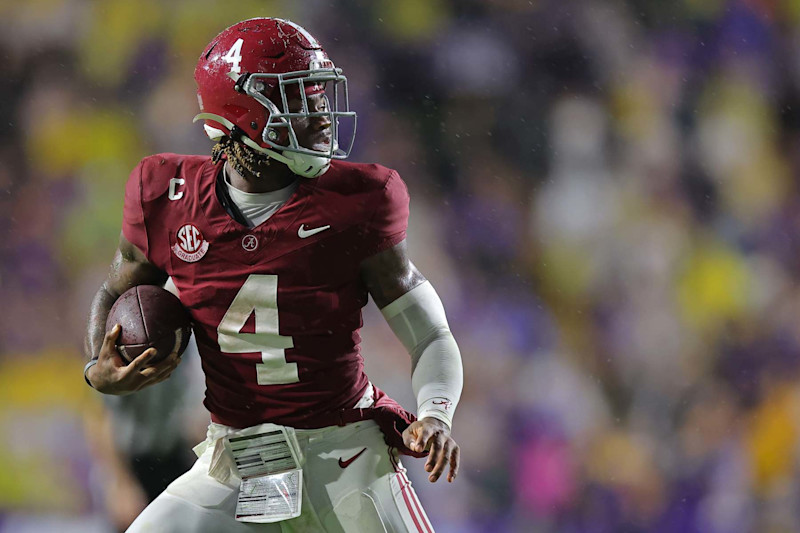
[84,232,179,395]
[360,240,464,483]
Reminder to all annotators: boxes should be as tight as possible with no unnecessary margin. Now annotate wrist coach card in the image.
[229,427,303,523]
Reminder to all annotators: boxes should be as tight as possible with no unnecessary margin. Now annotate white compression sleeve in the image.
[380,281,463,429]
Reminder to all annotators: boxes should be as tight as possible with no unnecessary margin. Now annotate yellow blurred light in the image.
[677,238,750,333]
[26,107,142,177]
[0,350,97,511]
[376,0,449,41]
[79,0,163,86]
[0,349,92,410]
[747,384,798,491]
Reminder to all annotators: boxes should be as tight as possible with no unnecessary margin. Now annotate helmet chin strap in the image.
[193,113,331,178]
[276,150,331,178]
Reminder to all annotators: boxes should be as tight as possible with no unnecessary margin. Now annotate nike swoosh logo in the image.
[298,224,331,238]
[338,447,367,468]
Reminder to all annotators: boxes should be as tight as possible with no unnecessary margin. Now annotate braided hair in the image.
[211,136,272,178]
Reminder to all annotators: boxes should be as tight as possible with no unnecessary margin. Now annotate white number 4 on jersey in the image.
[217,274,299,385]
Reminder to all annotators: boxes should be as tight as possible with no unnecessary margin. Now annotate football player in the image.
[83,18,463,532]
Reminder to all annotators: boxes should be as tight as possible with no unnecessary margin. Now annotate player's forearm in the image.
[85,283,117,361]
[381,280,463,429]
[410,332,463,428]
[85,237,168,362]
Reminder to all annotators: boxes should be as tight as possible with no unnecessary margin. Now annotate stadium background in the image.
[2,0,800,531]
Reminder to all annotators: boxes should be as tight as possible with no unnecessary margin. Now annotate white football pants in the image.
[126,420,434,532]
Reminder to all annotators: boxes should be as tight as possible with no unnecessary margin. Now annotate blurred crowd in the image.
[4,0,800,531]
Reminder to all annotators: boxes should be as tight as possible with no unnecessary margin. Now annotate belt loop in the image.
[337,409,347,427]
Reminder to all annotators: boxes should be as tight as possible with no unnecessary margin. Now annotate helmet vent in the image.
[205,42,217,60]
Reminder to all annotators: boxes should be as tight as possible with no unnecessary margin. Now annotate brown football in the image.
[106,285,192,364]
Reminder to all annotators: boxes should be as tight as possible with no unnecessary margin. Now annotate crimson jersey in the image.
[122,154,409,429]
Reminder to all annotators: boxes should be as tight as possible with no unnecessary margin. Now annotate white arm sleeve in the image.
[380,281,463,429]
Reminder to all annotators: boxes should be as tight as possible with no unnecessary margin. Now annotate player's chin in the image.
[301,133,332,153]
[307,140,331,153]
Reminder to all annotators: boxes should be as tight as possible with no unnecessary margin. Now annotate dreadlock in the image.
[211,135,272,179]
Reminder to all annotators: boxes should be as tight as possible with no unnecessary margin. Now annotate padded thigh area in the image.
[326,490,388,533]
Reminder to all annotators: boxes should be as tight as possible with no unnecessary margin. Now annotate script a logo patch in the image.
[172,224,209,263]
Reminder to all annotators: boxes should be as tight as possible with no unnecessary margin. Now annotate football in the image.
[106,285,192,364]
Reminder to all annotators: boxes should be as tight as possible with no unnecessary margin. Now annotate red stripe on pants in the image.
[399,472,433,533]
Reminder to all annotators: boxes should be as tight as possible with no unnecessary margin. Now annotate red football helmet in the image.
[193,18,357,177]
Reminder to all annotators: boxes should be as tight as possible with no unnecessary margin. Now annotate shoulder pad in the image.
[137,153,208,202]
[321,161,395,194]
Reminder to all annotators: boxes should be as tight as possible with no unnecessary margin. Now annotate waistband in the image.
[203,383,375,442]
[208,382,376,429]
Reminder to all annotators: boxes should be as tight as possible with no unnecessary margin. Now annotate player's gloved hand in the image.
[87,324,181,395]
[402,416,460,483]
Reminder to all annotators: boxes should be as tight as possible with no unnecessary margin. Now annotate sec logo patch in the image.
[172,224,209,262]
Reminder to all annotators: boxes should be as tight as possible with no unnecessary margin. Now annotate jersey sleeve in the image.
[359,169,410,257]
[122,159,150,259]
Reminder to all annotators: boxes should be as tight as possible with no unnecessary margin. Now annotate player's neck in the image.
[224,161,297,193]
